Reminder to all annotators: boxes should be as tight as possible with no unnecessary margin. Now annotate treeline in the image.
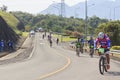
[12,11,120,46]
[12,12,108,33]
[96,21,120,46]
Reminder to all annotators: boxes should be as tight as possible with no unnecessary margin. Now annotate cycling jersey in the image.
[88,39,94,48]
[95,34,111,49]
[0,41,4,47]
[76,42,81,48]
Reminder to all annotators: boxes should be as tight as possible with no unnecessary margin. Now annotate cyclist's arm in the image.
[107,39,111,49]
[105,34,111,49]
[94,39,98,49]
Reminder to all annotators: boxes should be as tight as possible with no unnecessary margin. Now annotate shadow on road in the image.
[106,71,120,76]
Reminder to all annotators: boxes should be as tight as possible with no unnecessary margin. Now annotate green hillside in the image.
[0,11,20,32]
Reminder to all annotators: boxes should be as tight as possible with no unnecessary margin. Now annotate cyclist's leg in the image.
[91,48,94,57]
[76,48,78,53]
[89,48,92,55]
[80,46,83,53]
[76,48,78,55]
[105,49,110,69]
[78,48,80,55]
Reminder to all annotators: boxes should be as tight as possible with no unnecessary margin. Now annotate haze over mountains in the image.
[40,0,120,20]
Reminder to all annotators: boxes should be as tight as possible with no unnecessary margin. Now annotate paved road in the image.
[0,33,120,80]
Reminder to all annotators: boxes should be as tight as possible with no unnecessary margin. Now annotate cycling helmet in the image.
[98,32,104,39]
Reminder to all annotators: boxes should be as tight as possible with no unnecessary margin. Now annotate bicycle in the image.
[76,46,83,57]
[49,39,52,47]
[76,47,80,57]
[98,48,108,75]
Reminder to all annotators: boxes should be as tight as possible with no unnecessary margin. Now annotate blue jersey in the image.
[0,41,4,47]
[88,39,94,46]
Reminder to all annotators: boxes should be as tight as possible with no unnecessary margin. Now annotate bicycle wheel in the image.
[50,43,52,47]
[80,47,83,54]
[104,58,108,72]
[99,56,105,75]
[90,49,94,58]
[76,48,80,57]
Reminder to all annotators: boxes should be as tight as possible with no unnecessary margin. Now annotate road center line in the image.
[37,52,71,80]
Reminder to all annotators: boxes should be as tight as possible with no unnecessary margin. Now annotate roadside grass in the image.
[0,11,19,30]
[53,34,77,42]
[62,36,77,42]
[22,32,29,37]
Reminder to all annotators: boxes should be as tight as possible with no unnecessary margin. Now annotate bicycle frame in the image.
[76,46,84,56]
[76,48,80,57]
[98,48,108,75]
[90,48,94,57]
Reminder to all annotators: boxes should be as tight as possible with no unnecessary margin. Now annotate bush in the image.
[69,36,77,38]
[64,30,72,36]
[18,31,23,36]
[111,46,120,50]
[72,31,83,38]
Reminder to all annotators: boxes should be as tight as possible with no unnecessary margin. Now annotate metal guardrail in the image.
[69,44,76,49]
[69,43,120,54]
[110,50,120,54]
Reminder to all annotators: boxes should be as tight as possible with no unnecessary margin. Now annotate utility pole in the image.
[114,6,120,20]
[85,0,88,40]
[61,0,66,17]
[60,0,66,42]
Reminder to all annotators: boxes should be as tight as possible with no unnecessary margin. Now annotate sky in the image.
[0,0,85,14]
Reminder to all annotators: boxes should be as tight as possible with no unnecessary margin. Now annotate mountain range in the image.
[40,0,120,20]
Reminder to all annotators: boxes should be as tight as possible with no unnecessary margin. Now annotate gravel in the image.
[0,37,34,65]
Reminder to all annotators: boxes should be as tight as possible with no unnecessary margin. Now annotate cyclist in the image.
[94,32,111,69]
[75,38,83,56]
[0,40,4,52]
[49,39,52,47]
[7,40,14,52]
[88,36,94,57]
[56,38,59,45]
[42,34,45,39]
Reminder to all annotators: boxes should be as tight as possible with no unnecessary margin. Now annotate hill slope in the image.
[0,11,19,30]
[0,11,26,51]
[0,11,25,33]
[40,0,120,20]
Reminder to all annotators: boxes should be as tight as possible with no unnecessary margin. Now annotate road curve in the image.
[0,33,120,80]
[0,33,71,80]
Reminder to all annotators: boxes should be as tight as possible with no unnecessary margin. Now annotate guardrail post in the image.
[112,53,113,56]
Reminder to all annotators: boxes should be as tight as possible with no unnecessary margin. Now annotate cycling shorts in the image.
[105,49,110,54]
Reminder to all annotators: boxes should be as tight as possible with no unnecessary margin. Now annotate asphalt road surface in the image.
[0,33,120,80]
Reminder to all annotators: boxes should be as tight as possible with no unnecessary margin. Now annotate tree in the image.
[88,16,108,35]
[96,21,120,46]
[0,5,7,12]
[105,22,120,46]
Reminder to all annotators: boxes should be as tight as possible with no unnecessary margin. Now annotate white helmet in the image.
[98,32,104,39]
